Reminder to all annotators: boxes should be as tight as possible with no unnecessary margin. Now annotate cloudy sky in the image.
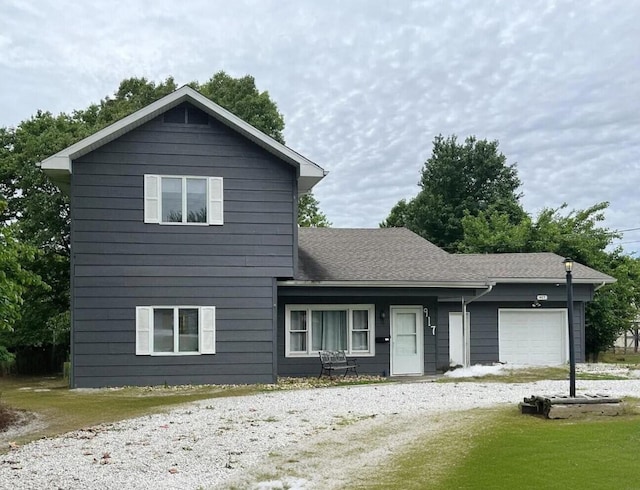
[2,1,639,253]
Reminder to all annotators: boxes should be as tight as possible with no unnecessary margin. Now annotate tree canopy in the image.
[0,72,327,372]
[381,135,523,250]
[298,192,331,227]
[460,202,640,360]
[381,132,639,360]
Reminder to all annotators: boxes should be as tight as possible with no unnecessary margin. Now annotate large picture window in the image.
[136,306,216,355]
[144,175,223,225]
[285,305,374,357]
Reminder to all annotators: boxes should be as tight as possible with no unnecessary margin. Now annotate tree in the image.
[381,135,524,250]
[192,72,285,144]
[298,192,331,227]
[0,72,304,372]
[460,202,640,360]
[0,200,44,368]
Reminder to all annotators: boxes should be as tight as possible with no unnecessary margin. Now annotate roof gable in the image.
[39,85,326,194]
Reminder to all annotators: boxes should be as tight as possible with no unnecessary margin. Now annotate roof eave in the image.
[277,280,494,288]
[490,277,616,284]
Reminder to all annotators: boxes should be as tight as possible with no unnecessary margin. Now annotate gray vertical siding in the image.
[70,107,296,387]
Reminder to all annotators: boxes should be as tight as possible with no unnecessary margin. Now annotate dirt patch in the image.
[0,409,46,449]
[226,409,486,489]
[0,403,20,432]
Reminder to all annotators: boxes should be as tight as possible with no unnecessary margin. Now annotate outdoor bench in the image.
[318,350,358,379]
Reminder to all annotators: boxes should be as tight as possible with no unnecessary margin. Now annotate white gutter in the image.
[276,280,489,289]
[461,284,494,368]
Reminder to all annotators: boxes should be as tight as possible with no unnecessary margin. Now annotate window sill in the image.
[157,222,211,226]
[286,351,374,358]
[142,352,210,356]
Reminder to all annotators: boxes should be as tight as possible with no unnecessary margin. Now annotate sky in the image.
[2,0,640,253]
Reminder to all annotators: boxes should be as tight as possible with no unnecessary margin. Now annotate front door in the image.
[391,306,424,375]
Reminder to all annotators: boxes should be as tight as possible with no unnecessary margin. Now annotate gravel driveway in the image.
[2,377,640,489]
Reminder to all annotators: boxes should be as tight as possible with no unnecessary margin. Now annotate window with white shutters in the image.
[144,175,223,225]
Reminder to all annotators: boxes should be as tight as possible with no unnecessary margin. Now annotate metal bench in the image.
[318,350,358,379]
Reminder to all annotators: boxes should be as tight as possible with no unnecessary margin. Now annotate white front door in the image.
[391,306,424,375]
[448,312,469,367]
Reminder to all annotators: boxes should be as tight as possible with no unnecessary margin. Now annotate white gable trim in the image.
[39,85,326,193]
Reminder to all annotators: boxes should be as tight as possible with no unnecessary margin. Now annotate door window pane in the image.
[153,309,174,352]
[186,178,207,223]
[396,313,417,335]
[162,178,182,222]
[178,308,199,352]
[396,334,417,355]
[395,313,417,354]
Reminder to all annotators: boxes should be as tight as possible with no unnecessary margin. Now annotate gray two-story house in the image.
[40,86,614,388]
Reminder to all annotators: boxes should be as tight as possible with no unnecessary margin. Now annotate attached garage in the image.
[498,309,568,365]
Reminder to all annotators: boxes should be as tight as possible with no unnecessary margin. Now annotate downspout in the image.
[594,281,607,292]
[461,284,495,368]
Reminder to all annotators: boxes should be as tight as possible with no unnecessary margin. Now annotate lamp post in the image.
[564,258,576,397]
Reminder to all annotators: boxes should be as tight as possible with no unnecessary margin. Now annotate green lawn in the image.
[600,350,640,365]
[360,405,640,490]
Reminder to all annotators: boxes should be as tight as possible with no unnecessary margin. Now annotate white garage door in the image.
[498,309,568,365]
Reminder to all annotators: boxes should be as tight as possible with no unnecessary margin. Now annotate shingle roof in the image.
[294,228,615,285]
[455,253,615,283]
[295,228,487,285]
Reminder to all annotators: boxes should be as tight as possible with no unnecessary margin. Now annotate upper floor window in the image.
[144,175,223,225]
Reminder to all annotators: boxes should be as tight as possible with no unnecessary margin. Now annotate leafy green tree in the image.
[192,72,285,144]
[585,253,640,361]
[0,72,297,372]
[298,192,331,227]
[0,200,44,367]
[381,135,524,250]
[460,202,640,359]
[460,202,615,265]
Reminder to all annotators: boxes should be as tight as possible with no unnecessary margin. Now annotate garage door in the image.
[498,309,568,365]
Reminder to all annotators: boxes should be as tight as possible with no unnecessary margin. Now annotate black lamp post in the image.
[564,257,576,397]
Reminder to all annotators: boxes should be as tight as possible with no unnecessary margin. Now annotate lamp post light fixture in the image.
[564,257,576,397]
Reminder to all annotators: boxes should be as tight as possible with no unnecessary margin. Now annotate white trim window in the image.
[144,175,223,225]
[136,306,216,355]
[285,304,374,357]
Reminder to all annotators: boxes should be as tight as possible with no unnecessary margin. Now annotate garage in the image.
[498,309,568,365]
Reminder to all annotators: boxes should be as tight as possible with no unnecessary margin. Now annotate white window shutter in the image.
[136,307,152,355]
[144,175,160,223]
[200,307,216,354]
[208,177,223,225]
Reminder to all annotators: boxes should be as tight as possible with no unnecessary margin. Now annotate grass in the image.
[599,350,640,365]
[437,366,571,383]
[359,404,640,490]
[0,376,261,447]
[0,374,387,448]
[437,364,634,383]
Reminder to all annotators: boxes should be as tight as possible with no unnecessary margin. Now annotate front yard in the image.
[358,405,640,489]
[1,366,640,488]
